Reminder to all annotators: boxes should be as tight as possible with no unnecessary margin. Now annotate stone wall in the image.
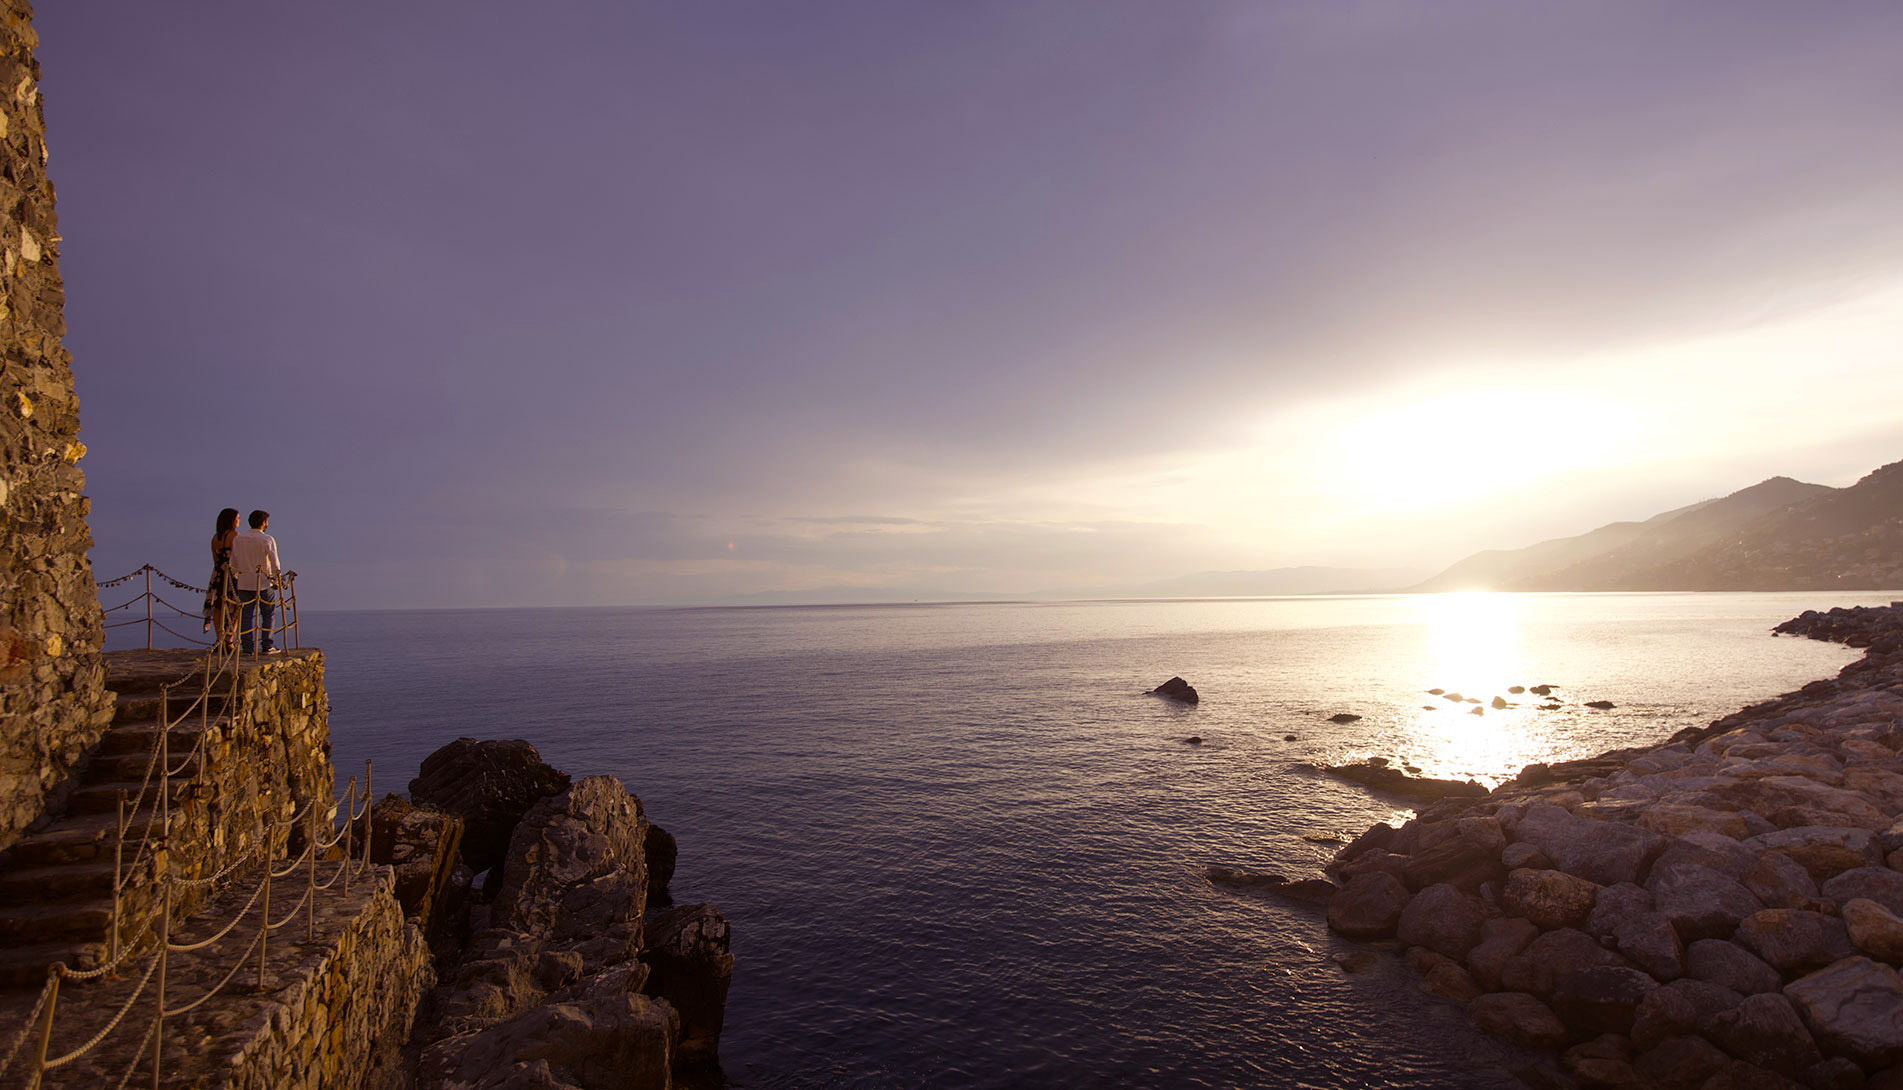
[0,0,111,852]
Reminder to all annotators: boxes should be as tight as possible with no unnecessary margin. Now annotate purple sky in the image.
[38,2,1903,607]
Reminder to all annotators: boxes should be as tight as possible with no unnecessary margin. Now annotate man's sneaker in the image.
[264,646,283,655]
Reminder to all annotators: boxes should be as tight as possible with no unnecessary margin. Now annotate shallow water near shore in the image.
[145,592,1899,1088]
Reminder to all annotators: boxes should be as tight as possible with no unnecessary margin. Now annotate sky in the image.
[35,1,1903,608]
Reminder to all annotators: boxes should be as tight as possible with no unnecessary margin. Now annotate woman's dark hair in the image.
[216,508,240,535]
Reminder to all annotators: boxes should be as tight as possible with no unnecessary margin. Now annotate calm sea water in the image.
[116,592,1896,1088]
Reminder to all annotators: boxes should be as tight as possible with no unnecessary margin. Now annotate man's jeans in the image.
[237,589,277,652]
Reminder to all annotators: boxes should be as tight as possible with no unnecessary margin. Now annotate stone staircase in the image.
[0,658,228,988]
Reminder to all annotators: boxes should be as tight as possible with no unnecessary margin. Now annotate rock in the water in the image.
[411,737,573,873]
[1785,956,1903,1068]
[1491,696,1509,710]
[1397,882,1498,959]
[640,903,733,1068]
[1585,700,1616,710]
[1283,733,1297,741]
[1207,866,1336,904]
[1326,872,1410,938]
[1148,676,1199,704]
[1328,713,1362,723]
[1321,761,1488,801]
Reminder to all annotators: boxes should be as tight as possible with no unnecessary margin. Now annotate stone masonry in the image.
[0,0,112,852]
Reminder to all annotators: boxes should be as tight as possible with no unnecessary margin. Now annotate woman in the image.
[202,508,239,651]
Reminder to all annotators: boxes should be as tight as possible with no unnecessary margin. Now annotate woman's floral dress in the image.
[202,534,232,632]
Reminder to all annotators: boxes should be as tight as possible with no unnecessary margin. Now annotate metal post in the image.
[258,845,271,991]
[143,566,153,650]
[341,780,354,896]
[306,806,316,941]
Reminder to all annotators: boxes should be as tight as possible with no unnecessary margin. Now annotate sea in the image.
[111,591,1900,1088]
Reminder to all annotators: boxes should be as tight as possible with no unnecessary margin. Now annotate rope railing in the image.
[1,635,375,1090]
[94,565,301,653]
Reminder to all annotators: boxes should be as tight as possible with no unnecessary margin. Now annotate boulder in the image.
[1501,927,1631,998]
[1648,863,1764,941]
[1401,819,1507,890]
[411,738,573,873]
[1639,804,1751,841]
[1586,883,1654,939]
[1326,872,1410,939]
[491,776,649,959]
[1733,909,1856,975]
[640,903,733,1068]
[1608,911,1686,981]
[1631,979,1744,1051]
[1466,992,1570,1048]
[1468,916,1542,991]
[1785,956,1903,1068]
[1844,898,1903,963]
[1502,868,1600,930]
[1395,882,1497,959]
[1651,831,1758,878]
[1743,852,1823,910]
[1501,842,1554,871]
[1705,993,1821,1077]
[1684,939,1781,996]
[1148,676,1199,704]
[1513,804,1663,887]
[364,794,466,939]
[1327,713,1361,723]
[1632,1035,1730,1089]
[1329,821,1398,871]
[416,986,679,1090]
[1550,966,1657,1036]
[1822,866,1903,916]
[1742,827,1882,883]
[1206,866,1336,904]
[1803,1057,1867,1090]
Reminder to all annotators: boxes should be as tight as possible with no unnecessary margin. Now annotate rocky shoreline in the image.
[363,739,731,1090]
[1305,602,1903,1090]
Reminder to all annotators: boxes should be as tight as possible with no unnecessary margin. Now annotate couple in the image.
[202,508,293,654]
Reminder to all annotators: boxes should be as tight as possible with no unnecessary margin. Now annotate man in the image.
[230,509,283,654]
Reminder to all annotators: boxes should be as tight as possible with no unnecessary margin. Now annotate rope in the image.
[167,865,270,951]
[109,1013,159,1090]
[266,886,313,933]
[44,946,161,1069]
[0,976,57,1082]
[162,929,263,1018]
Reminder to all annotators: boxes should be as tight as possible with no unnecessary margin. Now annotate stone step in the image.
[0,813,162,868]
[0,897,113,944]
[110,689,231,726]
[93,720,210,758]
[0,939,105,989]
[83,748,201,786]
[67,778,199,817]
[0,861,119,907]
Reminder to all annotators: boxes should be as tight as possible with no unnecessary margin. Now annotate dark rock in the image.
[1743,827,1882,883]
[1329,821,1398,871]
[1551,966,1658,1036]
[1396,882,1497,959]
[1467,992,1570,1048]
[1587,883,1654,939]
[1501,927,1631,998]
[1632,1035,1730,1089]
[1327,872,1410,939]
[1684,939,1781,995]
[1181,735,1203,745]
[1631,979,1744,1051]
[1322,760,1488,801]
[1469,916,1542,991]
[1491,696,1510,709]
[1707,993,1821,1076]
[640,903,733,1068]
[1586,700,1617,710]
[645,824,678,908]
[1513,804,1665,887]
[1803,1057,1867,1090]
[1283,734,1297,741]
[1744,852,1823,910]
[1648,863,1765,941]
[1509,686,1526,694]
[1608,911,1686,981]
[1785,956,1903,1069]
[1401,819,1508,891]
[416,983,679,1090]
[1327,713,1362,723]
[1469,706,1485,716]
[1207,866,1337,904]
[1148,676,1199,704]
[1530,684,1554,696]
[1823,867,1903,916]
[1503,867,1601,929]
[1733,909,1856,975]
[410,737,573,873]
[364,793,466,941]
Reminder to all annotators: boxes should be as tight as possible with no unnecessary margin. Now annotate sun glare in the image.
[1401,592,1547,782]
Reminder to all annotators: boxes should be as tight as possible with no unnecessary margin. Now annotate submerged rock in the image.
[1319,760,1489,801]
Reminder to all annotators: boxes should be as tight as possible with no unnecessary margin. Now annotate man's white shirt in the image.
[230,529,281,591]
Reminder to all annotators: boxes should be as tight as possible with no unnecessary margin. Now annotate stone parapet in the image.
[0,0,112,853]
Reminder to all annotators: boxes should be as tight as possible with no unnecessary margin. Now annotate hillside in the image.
[1412,463,1903,592]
